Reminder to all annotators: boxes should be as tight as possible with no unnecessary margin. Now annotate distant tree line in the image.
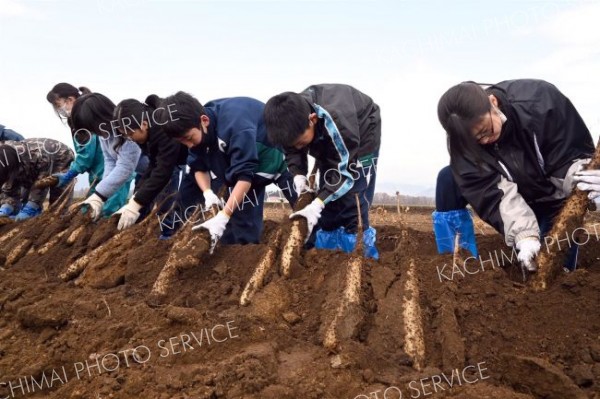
[372,192,434,206]
[265,189,434,206]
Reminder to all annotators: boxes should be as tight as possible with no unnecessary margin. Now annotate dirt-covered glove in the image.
[203,189,223,210]
[574,168,600,200]
[192,211,230,252]
[516,237,541,272]
[116,198,143,230]
[82,193,105,221]
[293,175,309,196]
[290,198,324,238]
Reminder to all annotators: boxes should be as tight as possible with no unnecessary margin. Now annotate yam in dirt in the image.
[533,139,600,291]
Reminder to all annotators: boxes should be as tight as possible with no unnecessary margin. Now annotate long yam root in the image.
[323,254,363,352]
[322,194,366,352]
[49,180,76,215]
[6,240,32,266]
[0,225,19,244]
[240,229,282,306]
[67,225,86,246]
[279,165,319,277]
[60,211,156,281]
[33,176,59,189]
[280,191,315,277]
[38,230,68,255]
[402,259,426,370]
[533,139,600,291]
[148,204,219,304]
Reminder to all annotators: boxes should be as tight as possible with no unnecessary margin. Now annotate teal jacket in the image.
[70,135,104,186]
[69,134,131,217]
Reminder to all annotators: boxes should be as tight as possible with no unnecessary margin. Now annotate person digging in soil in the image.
[155,91,297,246]
[432,165,478,258]
[0,123,27,207]
[0,138,74,221]
[111,96,188,238]
[264,83,381,259]
[69,93,147,222]
[437,79,598,273]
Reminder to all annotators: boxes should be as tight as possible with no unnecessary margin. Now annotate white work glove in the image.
[289,198,324,238]
[116,198,143,231]
[82,193,105,221]
[192,211,230,252]
[516,237,541,272]
[203,189,223,210]
[293,175,309,196]
[574,168,600,200]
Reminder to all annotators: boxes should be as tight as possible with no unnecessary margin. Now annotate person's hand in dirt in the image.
[53,170,78,188]
[81,193,105,221]
[574,168,600,200]
[516,237,541,272]
[203,189,223,210]
[192,211,230,252]
[116,198,143,230]
[290,198,324,238]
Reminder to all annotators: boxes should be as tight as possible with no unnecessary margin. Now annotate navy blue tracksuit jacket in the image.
[180,97,294,244]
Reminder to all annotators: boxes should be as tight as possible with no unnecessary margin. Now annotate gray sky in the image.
[1,0,598,195]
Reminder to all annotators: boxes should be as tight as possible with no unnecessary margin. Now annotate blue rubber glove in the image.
[54,169,78,188]
[14,201,42,221]
[0,204,14,217]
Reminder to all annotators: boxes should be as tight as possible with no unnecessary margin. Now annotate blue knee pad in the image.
[433,209,478,257]
[315,226,379,260]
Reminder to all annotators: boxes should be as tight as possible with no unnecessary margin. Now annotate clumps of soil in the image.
[0,207,599,398]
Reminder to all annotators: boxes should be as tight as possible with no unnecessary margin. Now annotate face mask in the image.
[57,106,70,118]
[494,106,507,124]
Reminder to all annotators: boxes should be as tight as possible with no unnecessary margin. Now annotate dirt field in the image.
[0,204,599,399]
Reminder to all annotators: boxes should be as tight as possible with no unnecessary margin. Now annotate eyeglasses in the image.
[474,110,494,142]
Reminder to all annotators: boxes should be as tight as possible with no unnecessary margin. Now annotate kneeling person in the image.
[264,83,381,258]
[156,92,296,245]
[0,139,74,221]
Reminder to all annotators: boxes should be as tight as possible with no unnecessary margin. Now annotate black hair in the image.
[154,91,204,139]
[70,93,126,152]
[46,83,91,105]
[145,94,162,109]
[264,92,311,147]
[437,82,491,164]
[113,95,163,136]
[47,83,93,137]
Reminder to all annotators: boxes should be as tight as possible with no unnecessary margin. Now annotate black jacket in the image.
[285,84,381,204]
[133,126,188,206]
[451,79,595,245]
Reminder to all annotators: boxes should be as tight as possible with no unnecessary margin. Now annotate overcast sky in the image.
[1,0,598,195]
